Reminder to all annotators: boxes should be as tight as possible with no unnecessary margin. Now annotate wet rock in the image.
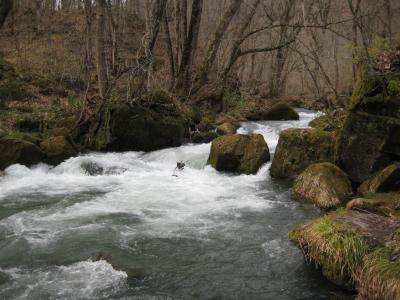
[0,137,44,170]
[207,133,270,174]
[358,162,400,196]
[190,131,218,144]
[216,122,238,135]
[246,102,299,121]
[292,163,353,209]
[40,136,78,165]
[108,105,188,152]
[81,162,105,176]
[336,66,400,184]
[289,208,400,295]
[270,128,334,179]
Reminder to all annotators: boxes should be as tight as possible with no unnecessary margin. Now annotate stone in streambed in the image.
[270,128,334,179]
[0,136,44,170]
[292,162,353,209]
[40,136,78,165]
[207,133,270,174]
[216,122,239,135]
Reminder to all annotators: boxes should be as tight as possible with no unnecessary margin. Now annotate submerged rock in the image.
[108,105,188,152]
[40,136,78,165]
[216,122,238,135]
[292,163,353,209]
[0,137,44,170]
[270,128,334,179]
[358,162,400,196]
[207,133,270,174]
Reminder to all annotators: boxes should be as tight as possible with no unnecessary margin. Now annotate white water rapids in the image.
[0,110,346,299]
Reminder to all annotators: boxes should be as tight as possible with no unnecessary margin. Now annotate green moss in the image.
[40,136,77,165]
[290,209,370,289]
[208,134,270,174]
[351,65,381,106]
[387,80,400,97]
[292,163,353,209]
[358,246,400,299]
[0,137,44,169]
[270,128,334,179]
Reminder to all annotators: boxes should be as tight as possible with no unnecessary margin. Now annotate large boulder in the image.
[216,122,238,135]
[108,104,188,152]
[40,136,78,165]
[270,128,334,179]
[358,162,400,196]
[207,134,270,174]
[292,163,353,209]
[246,102,299,121]
[336,66,400,184]
[0,137,44,170]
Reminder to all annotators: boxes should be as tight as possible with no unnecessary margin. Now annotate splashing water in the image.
[0,110,344,299]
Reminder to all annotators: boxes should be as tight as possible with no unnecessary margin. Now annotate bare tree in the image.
[95,0,108,99]
[0,0,12,29]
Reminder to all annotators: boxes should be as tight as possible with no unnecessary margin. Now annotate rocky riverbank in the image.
[280,64,400,299]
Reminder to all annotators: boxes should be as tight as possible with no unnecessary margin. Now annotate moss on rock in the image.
[270,128,334,179]
[216,122,239,135]
[108,104,188,152]
[0,137,44,170]
[40,136,78,165]
[336,112,400,185]
[246,102,299,121]
[358,162,400,196]
[207,133,270,174]
[292,163,353,209]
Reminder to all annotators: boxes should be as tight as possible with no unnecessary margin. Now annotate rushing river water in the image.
[0,110,348,299]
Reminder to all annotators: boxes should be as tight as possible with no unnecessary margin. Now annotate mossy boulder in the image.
[246,102,299,121]
[216,122,238,135]
[292,163,353,209]
[336,111,400,185]
[0,137,44,170]
[308,111,346,132]
[336,66,400,184]
[289,208,400,297]
[358,162,400,196]
[207,134,270,174]
[40,136,78,165]
[108,105,188,152]
[270,128,334,179]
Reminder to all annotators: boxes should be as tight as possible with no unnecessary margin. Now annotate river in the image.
[0,110,348,299]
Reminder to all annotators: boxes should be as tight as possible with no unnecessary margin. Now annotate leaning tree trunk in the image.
[196,0,242,86]
[0,0,12,29]
[175,0,203,96]
[95,0,108,99]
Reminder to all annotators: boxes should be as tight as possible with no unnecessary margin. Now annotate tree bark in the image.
[95,0,108,99]
[175,0,203,95]
[0,0,12,29]
[196,0,242,85]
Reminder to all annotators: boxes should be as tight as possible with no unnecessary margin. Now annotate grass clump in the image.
[358,245,400,299]
[290,209,370,289]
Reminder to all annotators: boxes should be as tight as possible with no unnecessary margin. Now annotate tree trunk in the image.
[163,12,175,88]
[95,0,108,99]
[175,0,204,95]
[196,0,242,86]
[0,0,12,29]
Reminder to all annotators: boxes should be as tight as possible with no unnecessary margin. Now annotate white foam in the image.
[0,110,318,246]
[0,260,127,299]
